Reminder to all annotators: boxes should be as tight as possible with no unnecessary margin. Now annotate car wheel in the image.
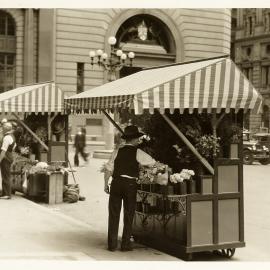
[259,158,270,165]
[243,150,254,165]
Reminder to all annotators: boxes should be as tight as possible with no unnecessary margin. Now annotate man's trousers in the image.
[108,177,137,250]
[0,159,12,197]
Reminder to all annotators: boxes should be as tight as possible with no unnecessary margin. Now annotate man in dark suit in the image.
[104,125,156,251]
[74,127,88,167]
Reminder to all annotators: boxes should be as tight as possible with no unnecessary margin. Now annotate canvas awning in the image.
[0,82,66,114]
[65,57,263,115]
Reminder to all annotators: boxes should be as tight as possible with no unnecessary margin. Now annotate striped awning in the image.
[0,82,66,114]
[65,57,263,115]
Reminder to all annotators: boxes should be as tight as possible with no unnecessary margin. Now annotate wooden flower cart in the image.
[0,82,69,203]
[65,55,262,259]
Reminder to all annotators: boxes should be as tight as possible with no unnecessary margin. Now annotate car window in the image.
[243,134,248,141]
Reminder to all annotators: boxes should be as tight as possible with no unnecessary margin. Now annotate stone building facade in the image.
[234,8,270,132]
[0,8,231,149]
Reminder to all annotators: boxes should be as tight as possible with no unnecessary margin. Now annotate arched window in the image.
[116,14,176,55]
[116,14,176,78]
[0,10,16,93]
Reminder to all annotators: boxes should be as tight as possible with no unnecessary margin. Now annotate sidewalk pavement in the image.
[0,193,178,262]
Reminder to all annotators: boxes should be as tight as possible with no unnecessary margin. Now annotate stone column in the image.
[23,8,34,84]
[38,9,56,82]
[256,9,263,24]
[238,9,243,27]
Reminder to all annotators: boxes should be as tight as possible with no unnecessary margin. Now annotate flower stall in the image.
[0,82,69,203]
[65,55,262,260]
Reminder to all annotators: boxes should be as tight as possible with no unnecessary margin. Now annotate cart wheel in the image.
[223,248,235,258]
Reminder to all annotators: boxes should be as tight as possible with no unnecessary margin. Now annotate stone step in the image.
[92,150,113,159]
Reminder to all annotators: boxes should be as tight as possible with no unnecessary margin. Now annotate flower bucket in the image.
[167,184,174,195]
[142,184,151,192]
[185,179,196,194]
[179,182,187,195]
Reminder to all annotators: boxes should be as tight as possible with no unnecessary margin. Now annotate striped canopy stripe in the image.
[65,58,263,115]
[0,82,66,114]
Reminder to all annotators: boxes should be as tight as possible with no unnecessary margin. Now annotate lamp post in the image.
[89,36,135,82]
[88,36,135,149]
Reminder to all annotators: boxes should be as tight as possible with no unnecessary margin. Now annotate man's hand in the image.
[104,184,110,194]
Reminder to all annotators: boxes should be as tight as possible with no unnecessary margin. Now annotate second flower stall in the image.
[0,82,69,203]
[65,56,262,259]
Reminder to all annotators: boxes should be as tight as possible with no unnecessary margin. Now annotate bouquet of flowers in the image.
[20,146,30,156]
[169,169,195,183]
[138,161,169,185]
[35,126,48,142]
[195,135,220,158]
[100,162,107,173]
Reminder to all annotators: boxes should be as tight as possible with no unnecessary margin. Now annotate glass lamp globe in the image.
[128,52,135,59]
[101,53,108,59]
[89,51,96,58]
[116,50,123,57]
[121,53,127,60]
[96,49,103,56]
[108,36,117,45]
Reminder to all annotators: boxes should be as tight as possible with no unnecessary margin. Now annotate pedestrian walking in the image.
[0,122,16,199]
[74,127,88,167]
[103,125,156,251]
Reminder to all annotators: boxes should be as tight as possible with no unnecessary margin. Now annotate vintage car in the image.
[242,130,270,165]
[253,132,270,150]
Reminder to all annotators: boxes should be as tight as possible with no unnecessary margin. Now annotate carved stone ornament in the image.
[138,20,148,41]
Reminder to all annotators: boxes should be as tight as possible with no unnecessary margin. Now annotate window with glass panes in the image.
[0,11,16,93]
[0,53,16,93]
[242,67,253,82]
[77,63,84,94]
[261,65,270,86]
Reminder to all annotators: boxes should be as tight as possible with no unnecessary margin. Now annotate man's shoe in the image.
[0,195,11,199]
[107,247,117,252]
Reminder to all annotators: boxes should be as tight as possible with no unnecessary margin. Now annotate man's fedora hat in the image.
[121,125,144,139]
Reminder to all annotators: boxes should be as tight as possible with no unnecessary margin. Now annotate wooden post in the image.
[211,111,226,137]
[47,113,58,141]
[101,109,124,134]
[161,114,214,175]
[211,111,226,157]
[12,112,49,151]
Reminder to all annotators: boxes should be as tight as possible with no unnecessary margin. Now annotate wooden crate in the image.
[27,173,47,201]
[46,172,64,204]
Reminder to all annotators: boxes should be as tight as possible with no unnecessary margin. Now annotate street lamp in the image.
[88,36,135,150]
[89,36,135,81]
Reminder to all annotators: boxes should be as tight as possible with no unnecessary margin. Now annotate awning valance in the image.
[65,57,263,115]
[0,82,66,114]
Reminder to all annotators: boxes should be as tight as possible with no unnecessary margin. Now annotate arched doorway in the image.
[0,10,16,93]
[116,14,176,78]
